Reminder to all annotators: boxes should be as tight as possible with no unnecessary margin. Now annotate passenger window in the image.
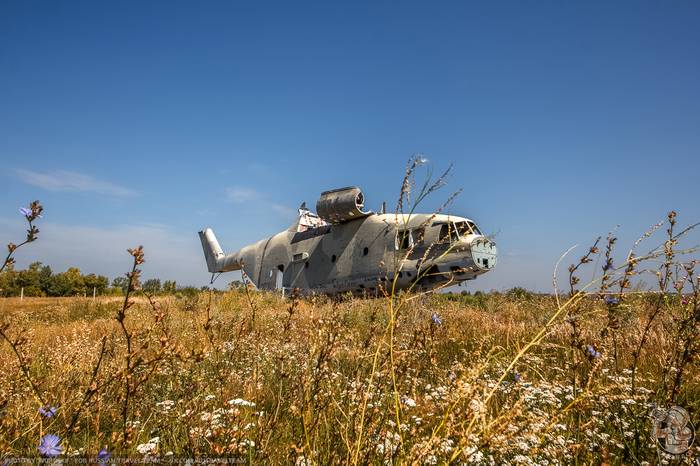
[438,224,450,242]
[413,227,425,244]
[396,230,412,250]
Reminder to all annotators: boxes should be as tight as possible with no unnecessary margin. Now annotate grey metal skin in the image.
[199,187,497,295]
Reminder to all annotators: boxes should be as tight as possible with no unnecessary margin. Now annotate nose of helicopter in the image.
[471,237,497,270]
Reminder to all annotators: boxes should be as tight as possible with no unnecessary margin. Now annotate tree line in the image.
[0,262,179,297]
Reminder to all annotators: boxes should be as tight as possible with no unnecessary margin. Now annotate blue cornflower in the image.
[604,295,619,305]
[38,434,63,457]
[38,405,58,418]
[431,312,442,325]
[586,345,601,359]
[97,448,111,462]
[18,207,32,217]
[513,371,522,383]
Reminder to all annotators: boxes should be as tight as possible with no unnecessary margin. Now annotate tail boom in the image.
[198,228,242,273]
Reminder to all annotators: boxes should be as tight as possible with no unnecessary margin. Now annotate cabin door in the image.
[274,268,283,290]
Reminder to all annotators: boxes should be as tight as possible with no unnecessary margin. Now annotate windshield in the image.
[454,221,482,238]
[434,220,482,243]
[438,223,460,243]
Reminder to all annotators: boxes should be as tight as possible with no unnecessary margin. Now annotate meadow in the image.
[1,176,698,464]
[0,282,698,464]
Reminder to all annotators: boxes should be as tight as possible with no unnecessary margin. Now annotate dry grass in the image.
[2,184,698,464]
[0,290,697,464]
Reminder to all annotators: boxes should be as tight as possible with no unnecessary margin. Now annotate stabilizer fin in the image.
[198,228,242,273]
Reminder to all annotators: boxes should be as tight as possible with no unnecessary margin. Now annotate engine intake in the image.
[316,186,372,223]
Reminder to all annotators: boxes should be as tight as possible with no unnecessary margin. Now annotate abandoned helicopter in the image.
[199,186,497,295]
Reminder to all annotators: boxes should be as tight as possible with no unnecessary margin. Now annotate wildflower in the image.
[19,202,42,220]
[39,405,58,418]
[513,371,522,382]
[602,259,614,272]
[469,399,483,413]
[155,399,175,413]
[439,438,454,454]
[228,398,255,408]
[401,396,416,408]
[604,295,619,305]
[586,345,601,359]
[97,448,111,462]
[38,434,63,457]
[431,312,442,325]
[681,296,689,305]
[136,437,159,455]
[136,443,156,455]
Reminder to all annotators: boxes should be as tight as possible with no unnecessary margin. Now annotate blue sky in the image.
[1,1,699,291]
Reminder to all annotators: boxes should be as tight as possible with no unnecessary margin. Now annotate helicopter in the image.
[199,186,496,295]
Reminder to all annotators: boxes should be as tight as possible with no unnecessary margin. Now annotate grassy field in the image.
[0,288,698,464]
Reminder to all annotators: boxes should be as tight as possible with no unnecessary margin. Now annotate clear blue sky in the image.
[1,1,699,291]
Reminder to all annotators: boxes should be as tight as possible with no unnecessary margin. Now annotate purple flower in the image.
[19,207,32,217]
[38,434,63,457]
[586,345,601,359]
[681,296,689,305]
[97,448,111,462]
[431,312,442,326]
[604,295,619,305]
[39,405,58,418]
[513,371,521,382]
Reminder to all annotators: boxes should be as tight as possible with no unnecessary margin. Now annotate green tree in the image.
[84,273,109,295]
[38,264,52,295]
[162,280,177,294]
[0,264,19,296]
[111,277,128,294]
[228,280,245,290]
[17,262,43,296]
[48,267,86,296]
[142,278,162,294]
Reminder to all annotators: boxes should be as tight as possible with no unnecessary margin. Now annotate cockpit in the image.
[435,220,482,243]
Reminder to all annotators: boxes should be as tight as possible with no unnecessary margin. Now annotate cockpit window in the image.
[455,222,470,237]
[467,221,482,235]
[454,221,482,237]
[438,223,460,243]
